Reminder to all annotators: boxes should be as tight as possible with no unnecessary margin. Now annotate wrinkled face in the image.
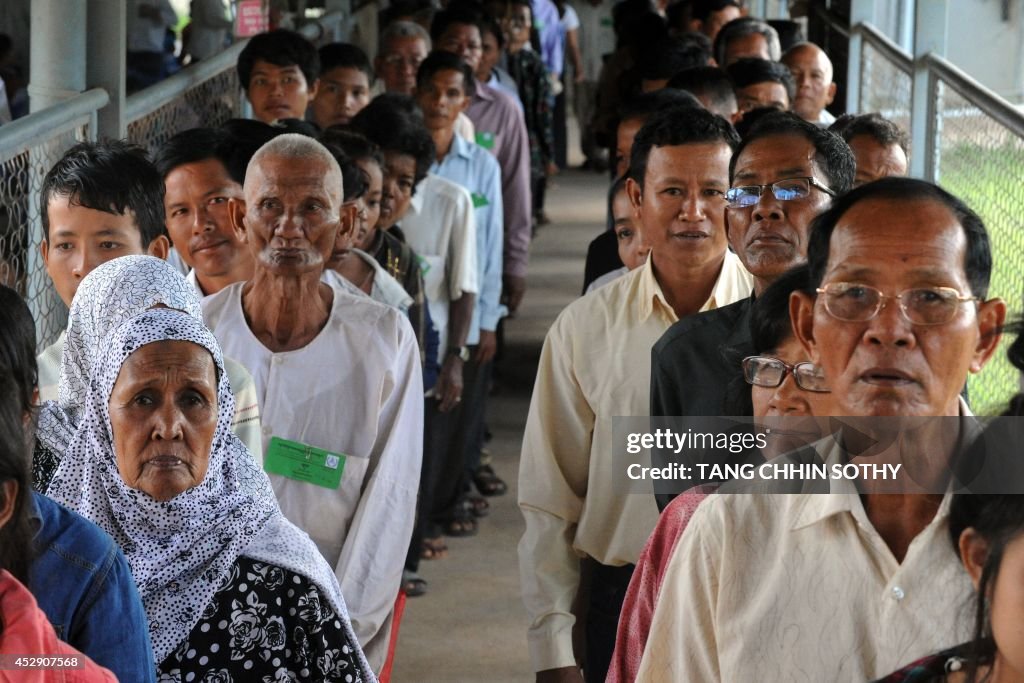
[612,188,648,270]
[415,68,470,132]
[478,29,502,80]
[736,81,790,115]
[723,32,771,66]
[848,135,908,187]
[109,340,217,502]
[310,66,371,128]
[378,151,417,231]
[42,197,153,307]
[376,36,429,94]
[241,155,341,276]
[629,142,731,276]
[782,45,836,122]
[796,197,1003,417]
[164,159,249,281]
[247,60,318,124]
[615,116,645,180]
[437,23,484,71]
[727,134,832,284]
[702,5,742,42]
[354,157,384,250]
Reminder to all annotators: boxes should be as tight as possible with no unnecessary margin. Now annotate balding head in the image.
[246,134,343,204]
[781,42,836,123]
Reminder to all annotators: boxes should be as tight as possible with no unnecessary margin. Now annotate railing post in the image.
[846,0,875,114]
[27,0,87,345]
[909,0,947,181]
[87,0,127,139]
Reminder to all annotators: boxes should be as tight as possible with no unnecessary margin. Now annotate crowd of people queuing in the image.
[0,0,1021,681]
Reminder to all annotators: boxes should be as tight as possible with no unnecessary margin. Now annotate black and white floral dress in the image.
[157,558,365,683]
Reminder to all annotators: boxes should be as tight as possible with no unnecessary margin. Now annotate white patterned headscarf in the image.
[37,256,204,455]
[47,309,374,681]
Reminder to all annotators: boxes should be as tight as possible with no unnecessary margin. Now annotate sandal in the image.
[402,570,427,597]
[473,464,508,497]
[420,536,448,560]
[467,495,490,518]
[443,510,478,537]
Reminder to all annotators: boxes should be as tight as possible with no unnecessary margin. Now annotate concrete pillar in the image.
[87,0,127,139]
[909,0,947,181]
[28,0,86,112]
[27,0,87,345]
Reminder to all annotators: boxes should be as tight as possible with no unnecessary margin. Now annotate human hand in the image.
[435,355,465,412]
[502,274,527,314]
[475,330,497,364]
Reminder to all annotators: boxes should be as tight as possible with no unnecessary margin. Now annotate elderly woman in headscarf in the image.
[34,255,262,492]
[47,305,374,681]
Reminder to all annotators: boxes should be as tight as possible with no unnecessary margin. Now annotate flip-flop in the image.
[421,536,448,560]
[402,570,427,597]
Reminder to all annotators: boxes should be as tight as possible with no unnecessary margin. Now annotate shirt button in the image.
[272,357,282,365]
[891,586,905,601]
[262,426,271,435]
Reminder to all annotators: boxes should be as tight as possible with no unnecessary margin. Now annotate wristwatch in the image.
[446,346,470,362]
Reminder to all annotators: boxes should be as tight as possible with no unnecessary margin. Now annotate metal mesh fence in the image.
[935,82,1024,413]
[0,124,91,350]
[858,40,912,129]
[126,67,243,154]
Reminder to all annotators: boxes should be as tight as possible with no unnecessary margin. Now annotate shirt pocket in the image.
[419,254,446,304]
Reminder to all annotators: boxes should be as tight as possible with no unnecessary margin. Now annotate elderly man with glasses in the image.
[635,176,1006,681]
[650,111,855,509]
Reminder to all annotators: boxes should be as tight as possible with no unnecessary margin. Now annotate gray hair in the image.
[379,20,432,56]
[246,134,343,200]
[713,18,781,66]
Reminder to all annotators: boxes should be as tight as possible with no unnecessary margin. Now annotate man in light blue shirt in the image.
[415,51,506,536]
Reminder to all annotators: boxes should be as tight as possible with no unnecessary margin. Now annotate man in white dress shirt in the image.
[202,134,423,673]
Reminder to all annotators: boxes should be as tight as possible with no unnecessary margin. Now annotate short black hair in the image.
[750,264,809,354]
[667,66,737,114]
[318,42,374,82]
[691,0,741,23]
[0,372,32,585]
[805,177,992,298]
[322,144,369,202]
[155,127,234,182]
[619,88,702,124]
[216,119,297,182]
[416,51,477,97]
[480,14,505,48]
[40,140,166,246]
[629,106,740,187]
[713,17,782,65]
[0,285,37,416]
[638,36,710,82]
[319,129,385,170]
[829,112,910,156]
[237,29,319,92]
[351,95,436,186]
[730,110,856,193]
[727,57,796,104]
[430,7,484,43]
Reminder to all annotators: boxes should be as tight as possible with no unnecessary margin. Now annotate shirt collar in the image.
[790,396,975,531]
[637,257,677,324]
[409,176,428,213]
[448,132,473,160]
[472,78,495,102]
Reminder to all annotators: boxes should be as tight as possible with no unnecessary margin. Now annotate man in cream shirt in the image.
[519,107,752,683]
[636,178,1007,681]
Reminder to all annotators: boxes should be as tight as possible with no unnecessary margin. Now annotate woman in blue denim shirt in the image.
[0,284,155,682]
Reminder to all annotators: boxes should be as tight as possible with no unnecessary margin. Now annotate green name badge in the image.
[471,192,490,208]
[264,436,346,489]
[475,131,495,150]
[416,253,430,276]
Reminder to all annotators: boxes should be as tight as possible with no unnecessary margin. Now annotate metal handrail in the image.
[923,52,1024,140]
[855,22,913,75]
[0,88,109,162]
[123,9,347,125]
[125,40,249,123]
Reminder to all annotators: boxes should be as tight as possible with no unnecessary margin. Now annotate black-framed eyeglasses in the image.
[725,177,836,208]
[816,282,980,326]
[743,356,830,393]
